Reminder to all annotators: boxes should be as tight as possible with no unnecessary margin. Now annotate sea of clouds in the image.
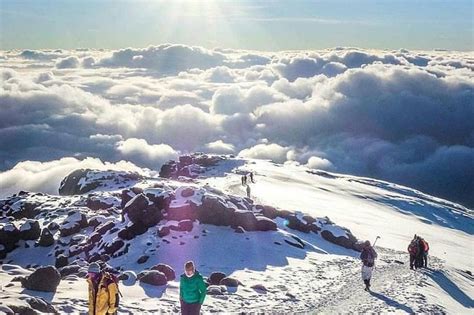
[0,44,473,207]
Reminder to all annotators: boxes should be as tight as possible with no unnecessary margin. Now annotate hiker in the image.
[414,236,425,269]
[408,235,419,270]
[180,261,207,315]
[246,184,251,198]
[241,175,247,186]
[249,172,254,183]
[419,237,429,268]
[360,240,378,291]
[87,262,120,315]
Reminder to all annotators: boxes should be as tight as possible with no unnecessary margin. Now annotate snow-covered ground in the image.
[0,155,472,314]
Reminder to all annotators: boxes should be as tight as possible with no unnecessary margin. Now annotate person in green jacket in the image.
[179,261,207,315]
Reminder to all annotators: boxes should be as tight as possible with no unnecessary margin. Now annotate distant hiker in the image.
[249,172,254,183]
[241,175,247,186]
[360,240,378,291]
[246,184,251,198]
[419,237,429,268]
[180,261,207,315]
[408,235,419,270]
[87,262,120,315]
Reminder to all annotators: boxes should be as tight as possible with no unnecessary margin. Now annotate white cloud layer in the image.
[1,45,473,207]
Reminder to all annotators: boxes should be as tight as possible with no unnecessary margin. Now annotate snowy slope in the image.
[0,154,472,314]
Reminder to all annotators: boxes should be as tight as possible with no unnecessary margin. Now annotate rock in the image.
[166,202,197,221]
[321,228,360,251]
[196,196,234,226]
[11,200,41,219]
[123,194,162,228]
[232,210,258,231]
[251,284,268,292]
[59,264,81,277]
[138,270,168,286]
[104,239,125,256]
[219,277,241,287]
[157,226,171,237]
[286,215,311,233]
[47,222,59,231]
[208,272,226,285]
[159,161,177,178]
[234,226,245,233]
[19,220,41,240]
[256,205,279,219]
[0,223,20,252]
[38,228,55,247]
[59,169,142,196]
[118,223,147,240]
[26,297,56,313]
[6,304,36,315]
[22,265,61,292]
[55,254,68,268]
[59,211,88,237]
[207,285,226,295]
[177,220,194,232]
[150,264,175,281]
[119,271,137,285]
[255,216,277,231]
[284,239,305,249]
[137,255,149,264]
[86,195,115,211]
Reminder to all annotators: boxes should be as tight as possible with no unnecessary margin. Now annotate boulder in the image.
[255,216,277,231]
[138,270,168,286]
[59,211,88,237]
[219,277,241,287]
[157,226,171,238]
[26,297,56,313]
[0,223,20,252]
[19,219,41,240]
[286,215,311,233]
[196,196,234,226]
[232,210,258,231]
[59,264,81,278]
[256,205,279,219]
[207,285,226,295]
[321,228,360,251]
[55,254,68,268]
[22,266,61,292]
[123,194,162,228]
[166,203,197,221]
[38,228,55,247]
[150,264,175,281]
[208,272,226,285]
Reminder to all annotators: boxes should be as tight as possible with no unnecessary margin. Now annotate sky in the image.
[0,2,473,208]
[1,0,473,51]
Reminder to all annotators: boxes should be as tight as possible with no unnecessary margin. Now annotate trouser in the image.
[180,300,201,315]
[423,253,428,268]
[409,254,416,269]
[362,265,373,281]
[415,253,424,268]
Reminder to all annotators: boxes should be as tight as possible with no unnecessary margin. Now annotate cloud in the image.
[238,143,290,163]
[1,45,473,207]
[56,56,80,69]
[116,138,178,168]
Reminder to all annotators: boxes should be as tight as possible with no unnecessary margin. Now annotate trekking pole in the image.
[373,236,381,247]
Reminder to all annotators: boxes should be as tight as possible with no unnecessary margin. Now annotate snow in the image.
[0,156,472,313]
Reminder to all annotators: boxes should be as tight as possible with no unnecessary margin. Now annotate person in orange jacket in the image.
[87,262,120,315]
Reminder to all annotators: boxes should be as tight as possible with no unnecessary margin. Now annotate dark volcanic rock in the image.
[22,266,61,292]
